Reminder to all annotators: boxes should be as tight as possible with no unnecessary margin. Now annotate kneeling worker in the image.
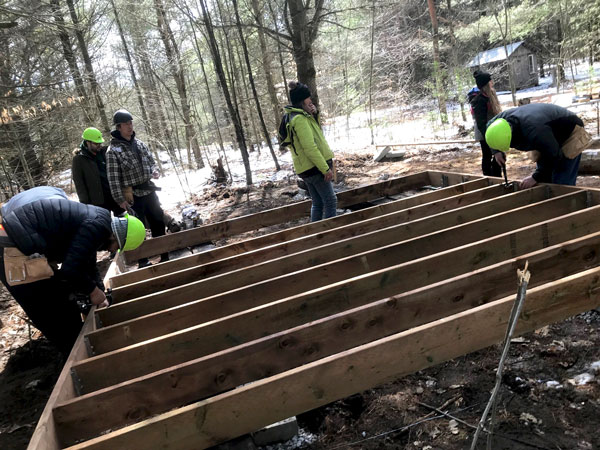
[0,186,145,354]
[485,103,591,189]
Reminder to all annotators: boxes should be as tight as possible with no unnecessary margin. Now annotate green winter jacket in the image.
[284,106,334,176]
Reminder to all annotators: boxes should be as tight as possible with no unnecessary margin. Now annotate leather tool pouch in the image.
[562,125,593,159]
[4,247,54,286]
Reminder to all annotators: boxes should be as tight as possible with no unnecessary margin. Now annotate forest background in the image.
[1,0,599,198]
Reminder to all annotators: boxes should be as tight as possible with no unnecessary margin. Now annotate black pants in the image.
[0,254,82,355]
[480,140,502,177]
[132,192,168,261]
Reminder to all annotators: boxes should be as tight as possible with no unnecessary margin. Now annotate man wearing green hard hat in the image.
[485,103,592,189]
[0,186,145,354]
[72,127,124,215]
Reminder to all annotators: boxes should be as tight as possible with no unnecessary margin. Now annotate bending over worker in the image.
[0,186,145,354]
[285,81,337,222]
[485,103,591,189]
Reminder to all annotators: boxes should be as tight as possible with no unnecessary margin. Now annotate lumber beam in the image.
[53,231,600,446]
[92,186,553,345]
[113,177,489,285]
[123,172,437,263]
[109,183,512,303]
[26,313,95,450]
[63,266,600,450]
[74,201,600,392]
[95,189,582,328]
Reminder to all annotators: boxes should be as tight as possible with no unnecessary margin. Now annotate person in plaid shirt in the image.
[106,109,169,267]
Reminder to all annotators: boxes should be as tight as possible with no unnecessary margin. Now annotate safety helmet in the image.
[112,109,133,125]
[82,127,104,144]
[111,213,146,252]
[485,118,512,152]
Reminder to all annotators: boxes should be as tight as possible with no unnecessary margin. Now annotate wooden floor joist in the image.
[27,171,600,450]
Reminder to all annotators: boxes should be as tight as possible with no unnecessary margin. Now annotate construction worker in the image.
[106,109,169,267]
[72,127,124,215]
[284,81,337,222]
[486,103,591,189]
[0,186,145,354]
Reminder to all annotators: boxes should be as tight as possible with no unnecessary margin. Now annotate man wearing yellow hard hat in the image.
[0,186,145,354]
[72,127,124,215]
[486,103,592,189]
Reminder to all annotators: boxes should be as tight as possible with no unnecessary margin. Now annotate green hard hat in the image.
[485,118,511,152]
[111,214,146,252]
[82,127,104,144]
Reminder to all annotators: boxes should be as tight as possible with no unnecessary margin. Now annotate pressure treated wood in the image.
[26,314,95,450]
[113,177,490,286]
[109,183,511,303]
[64,266,600,450]
[95,188,572,329]
[27,172,600,450]
[98,187,576,327]
[74,202,600,392]
[53,231,600,446]
[91,186,557,347]
[123,171,440,262]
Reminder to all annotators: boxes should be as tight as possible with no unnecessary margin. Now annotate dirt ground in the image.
[1,141,600,450]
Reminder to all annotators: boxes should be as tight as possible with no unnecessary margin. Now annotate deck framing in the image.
[26,171,600,449]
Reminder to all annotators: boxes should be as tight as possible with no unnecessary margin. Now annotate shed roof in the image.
[467,41,525,67]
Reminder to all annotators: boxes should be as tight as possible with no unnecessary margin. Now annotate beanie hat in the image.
[473,70,492,89]
[111,214,146,251]
[111,216,128,250]
[289,81,311,105]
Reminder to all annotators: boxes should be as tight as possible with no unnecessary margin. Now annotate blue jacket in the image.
[1,187,111,293]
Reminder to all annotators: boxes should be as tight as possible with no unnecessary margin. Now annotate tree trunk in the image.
[427,0,448,123]
[130,31,177,158]
[250,0,281,130]
[49,0,92,123]
[368,0,376,145]
[286,0,325,108]
[64,0,110,132]
[108,0,162,172]
[267,0,290,104]
[188,17,232,181]
[232,0,280,170]
[153,0,204,169]
[199,0,252,184]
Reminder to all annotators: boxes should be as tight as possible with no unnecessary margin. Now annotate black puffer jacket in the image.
[1,187,112,293]
[489,103,584,182]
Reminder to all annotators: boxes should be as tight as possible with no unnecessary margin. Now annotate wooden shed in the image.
[468,41,539,91]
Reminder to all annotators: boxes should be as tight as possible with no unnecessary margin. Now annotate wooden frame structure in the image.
[28,170,600,449]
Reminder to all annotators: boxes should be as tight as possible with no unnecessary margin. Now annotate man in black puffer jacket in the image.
[0,186,144,354]
[486,103,589,189]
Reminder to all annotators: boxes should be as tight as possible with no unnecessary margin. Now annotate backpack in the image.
[278,112,298,154]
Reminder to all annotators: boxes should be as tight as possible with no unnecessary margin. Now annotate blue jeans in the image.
[537,154,581,185]
[304,173,337,222]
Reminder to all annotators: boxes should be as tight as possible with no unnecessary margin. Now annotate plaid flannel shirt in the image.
[106,133,156,204]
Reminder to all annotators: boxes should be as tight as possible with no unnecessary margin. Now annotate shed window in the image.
[528,54,535,74]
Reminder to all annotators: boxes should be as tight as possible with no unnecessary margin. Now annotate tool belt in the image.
[0,224,54,286]
[3,247,54,286]
[562,125,593,159]
[123,181,162,204]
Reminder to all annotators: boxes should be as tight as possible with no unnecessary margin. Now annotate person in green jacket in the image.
[285,81,337,221]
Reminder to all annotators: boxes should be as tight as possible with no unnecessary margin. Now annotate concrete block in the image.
[251,417,299,446]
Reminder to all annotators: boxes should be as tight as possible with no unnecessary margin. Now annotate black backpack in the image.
[278,112,298,154]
